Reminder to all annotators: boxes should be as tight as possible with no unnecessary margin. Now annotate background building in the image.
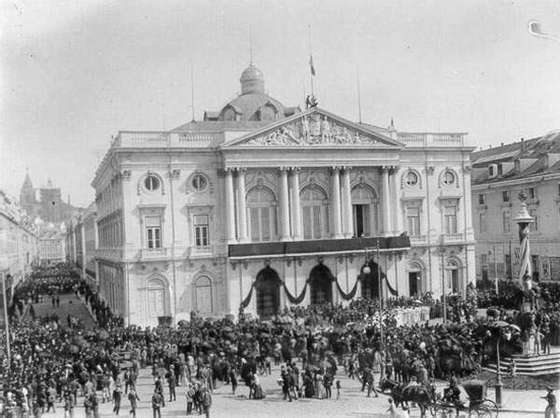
[471,131,560,283]
[92,64,476,326]
[65,203,98,287]
[0,189,40,305]
[38,223,66,265]
[20,173,80,223]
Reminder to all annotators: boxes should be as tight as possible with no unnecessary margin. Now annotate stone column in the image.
[279,168,291,241]
[290,168,303,240]
[331,167,343,238]
[381,167,392,236]
[341,167,353,238]
[391,167,403,235]
[225,169,237,243]
[236,168,248,242]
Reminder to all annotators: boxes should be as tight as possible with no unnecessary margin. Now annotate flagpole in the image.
[357,67,362,123]
[308,24,314,97]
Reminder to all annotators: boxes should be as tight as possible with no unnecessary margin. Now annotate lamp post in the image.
[438,239,447,323]
[363,239,385,378]
[0,270,11,369]
[494,327,513,408]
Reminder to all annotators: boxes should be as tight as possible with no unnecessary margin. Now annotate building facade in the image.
[39,224,66,265]
[92,65,476,326]
[0,190,40,301]
[471,132,560,283]
[66,203,98,287]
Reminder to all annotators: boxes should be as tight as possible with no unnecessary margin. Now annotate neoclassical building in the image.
[92,64,476,326]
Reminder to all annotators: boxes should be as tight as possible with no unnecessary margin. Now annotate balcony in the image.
[398,132,467,148]
[409,235,427,245]
[139,247,169,260]
[228,235,411,259]
[443,233,464,243]
[113,131,222,149]
[95,248,123,260]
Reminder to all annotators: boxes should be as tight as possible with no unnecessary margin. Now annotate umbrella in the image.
[492,321,520,332]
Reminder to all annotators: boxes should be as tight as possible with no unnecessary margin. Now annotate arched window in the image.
[301,184,329,240]
[351,184,377,237]
[247,187,277,242]
[194,276,213,315]
[147,277,167,318]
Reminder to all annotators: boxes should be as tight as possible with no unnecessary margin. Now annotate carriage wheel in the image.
[475,399,499,418]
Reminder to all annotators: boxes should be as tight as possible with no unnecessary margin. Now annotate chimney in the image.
[500,142,504,147]
[521,137,525,152]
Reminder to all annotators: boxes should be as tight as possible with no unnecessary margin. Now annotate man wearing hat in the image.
[542,387,557,418]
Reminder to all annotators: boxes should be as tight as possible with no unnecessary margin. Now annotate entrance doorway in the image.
[408,272,420,298]
[353,204,369,237]
[255,267,281,319]
[309,264,333,305]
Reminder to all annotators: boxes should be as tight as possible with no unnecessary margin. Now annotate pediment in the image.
[222,108,403,148]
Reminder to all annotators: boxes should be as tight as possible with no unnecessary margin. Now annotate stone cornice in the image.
[472,172,560,190]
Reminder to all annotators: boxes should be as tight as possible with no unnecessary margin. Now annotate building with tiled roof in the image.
[470,131,560,283]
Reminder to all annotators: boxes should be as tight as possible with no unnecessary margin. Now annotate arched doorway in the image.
[446,259,462,295]
[309,264,333,305]
[255,267,281,319]
[360,261,384,300]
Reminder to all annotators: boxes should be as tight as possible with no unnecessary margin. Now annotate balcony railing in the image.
[140,248,169,259]
[409,235,427,244]
[94,248,123,259]
[398,133,466,147]
[443,233,464,242]
[113,131,222,149]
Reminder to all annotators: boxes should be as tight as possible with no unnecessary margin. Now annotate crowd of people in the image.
[0,266,558,417]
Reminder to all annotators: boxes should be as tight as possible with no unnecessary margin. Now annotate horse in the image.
[400,384,437,418]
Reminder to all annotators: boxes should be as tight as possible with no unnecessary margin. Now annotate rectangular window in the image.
[478,194,485,205]
[502,211,511,233]
[303,207,312,240]
[530,209,538,231]
[558,183,560,197]
[406,207,420,236]
[250,208,260,242]
[194,215,209,248]
[529,187,536,199]
[479,213,487,233]
[145,216,161,249]
[444,206,458,234]
[502,191,510,203]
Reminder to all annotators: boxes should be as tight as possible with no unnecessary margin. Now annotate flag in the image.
[309,55,316,76]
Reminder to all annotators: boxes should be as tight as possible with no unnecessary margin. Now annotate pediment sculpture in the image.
[242,114,379,146]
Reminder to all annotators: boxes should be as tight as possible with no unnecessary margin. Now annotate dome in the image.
[240,64,264,82]
[240,64,265,95]
[219,93,285,122]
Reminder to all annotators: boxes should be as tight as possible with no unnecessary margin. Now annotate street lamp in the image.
[0,270,11,369]
[438,238,447,323]
[363,239,385,378]
[492,324,514,408]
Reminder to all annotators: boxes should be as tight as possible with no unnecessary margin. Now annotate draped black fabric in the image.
[240,283,255,309]
[336,278,360,300]
[283,281,308,305]
[384,276,398,297]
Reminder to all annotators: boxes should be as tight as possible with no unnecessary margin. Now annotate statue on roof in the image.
[305,94,318,109]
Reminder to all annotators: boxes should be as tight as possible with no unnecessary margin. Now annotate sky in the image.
[1,0,560,207]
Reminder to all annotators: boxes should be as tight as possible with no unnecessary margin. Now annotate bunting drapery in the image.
[384,276,398,297]
[283,282,308,305]
[336,278,360,300]
[240,283,255,309]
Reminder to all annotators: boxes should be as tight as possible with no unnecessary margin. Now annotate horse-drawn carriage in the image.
[381,377,499,417]
[434,379,499,417]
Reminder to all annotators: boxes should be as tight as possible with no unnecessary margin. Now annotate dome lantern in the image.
[240,64,265,95]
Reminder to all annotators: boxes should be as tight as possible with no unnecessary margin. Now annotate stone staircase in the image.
[483,351,560,376]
